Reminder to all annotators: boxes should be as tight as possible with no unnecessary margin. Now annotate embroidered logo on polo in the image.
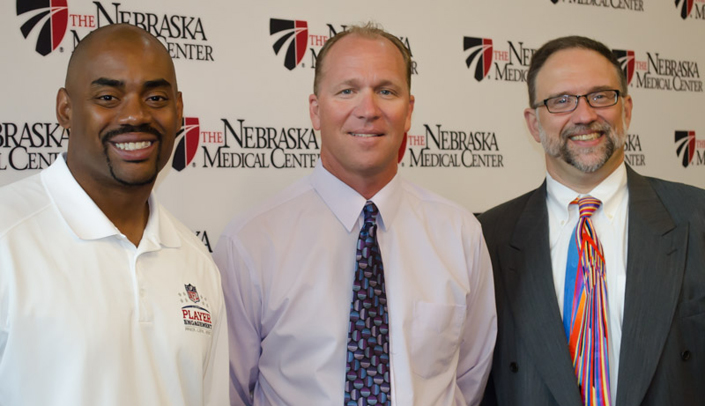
[270,18,309,70]
[179,284,213,335]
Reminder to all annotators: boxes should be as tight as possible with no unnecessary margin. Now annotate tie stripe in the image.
[565,196,611,406]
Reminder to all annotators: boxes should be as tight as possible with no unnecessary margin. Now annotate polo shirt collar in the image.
[310,161,402,233]
[42,154,180,248]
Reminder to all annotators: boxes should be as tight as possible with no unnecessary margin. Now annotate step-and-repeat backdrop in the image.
[2,0,704,251]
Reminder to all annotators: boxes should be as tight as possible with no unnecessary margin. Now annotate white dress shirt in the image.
[214,162,496,406]
[0,155,229,406]
[546,163,629,405]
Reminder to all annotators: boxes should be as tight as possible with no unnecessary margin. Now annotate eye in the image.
[340,89,353,95]
[553,96,570,104]
[147,95,167,102]
[97,95,116,101]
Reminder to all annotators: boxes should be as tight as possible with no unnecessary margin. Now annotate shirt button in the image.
[509,362,519,373]
[139,289,145,298]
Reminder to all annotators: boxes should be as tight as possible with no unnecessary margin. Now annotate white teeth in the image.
[350,133,379,138]
[570,132,600,141]
[115,141,152,151]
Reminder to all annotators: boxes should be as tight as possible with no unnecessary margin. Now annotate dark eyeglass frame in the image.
[534,89,622,113]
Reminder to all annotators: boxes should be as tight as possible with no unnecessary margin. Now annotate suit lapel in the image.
[617,168,688,406]
[501,183,583,406]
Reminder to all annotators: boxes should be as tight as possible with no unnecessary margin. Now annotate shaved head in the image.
[65,24,176,92]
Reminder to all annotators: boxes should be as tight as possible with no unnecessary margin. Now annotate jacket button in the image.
[510,362,519,373]
[681,350,691,361]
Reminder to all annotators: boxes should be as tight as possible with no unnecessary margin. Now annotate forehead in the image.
[70,35,175,89]
[535,48,620,97]
[321,34,406,84]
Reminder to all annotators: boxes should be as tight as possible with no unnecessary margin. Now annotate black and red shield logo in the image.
[185,284,200,303]
[612,49,635,86]
[675,0,694,20]
[172,117,200,171]
[675,130,696,167]
[270,18,308,70]
[464,37,493,82]
[17,0,69,56]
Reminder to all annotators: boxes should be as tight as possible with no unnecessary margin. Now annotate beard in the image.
[537,110,627,173]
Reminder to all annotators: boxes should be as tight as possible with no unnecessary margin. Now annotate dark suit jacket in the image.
[479,167,705,406]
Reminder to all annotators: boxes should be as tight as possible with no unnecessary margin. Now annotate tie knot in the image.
[363,201,379,224]
[572,196,601,218]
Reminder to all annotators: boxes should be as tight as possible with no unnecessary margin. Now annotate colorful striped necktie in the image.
[563,196,611,406]
[345,201,391,406]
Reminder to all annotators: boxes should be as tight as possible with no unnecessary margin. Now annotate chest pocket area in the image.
[409,301,466,378]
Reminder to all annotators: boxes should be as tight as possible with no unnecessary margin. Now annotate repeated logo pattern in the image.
[16,0,69,56]
[463,37,493,82]
[612,49,635,86]
[270,18,309,70]
[676,0,695,19]
[173,117,200,171]
[345,202,391,406]
[675,130,696,167]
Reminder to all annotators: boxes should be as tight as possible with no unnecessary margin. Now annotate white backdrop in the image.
[2,0,704,251]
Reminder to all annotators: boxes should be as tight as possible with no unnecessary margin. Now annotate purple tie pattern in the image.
[345,201,391,406]
[563,196,611,406]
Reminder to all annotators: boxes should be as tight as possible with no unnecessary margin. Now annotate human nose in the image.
[117,95,150,125]
[570,95,599,124]
[354,90,381,120]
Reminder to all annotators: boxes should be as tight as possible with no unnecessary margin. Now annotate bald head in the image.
[65,24,176,92]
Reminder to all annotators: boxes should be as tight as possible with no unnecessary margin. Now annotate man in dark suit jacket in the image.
[480,36,705,406]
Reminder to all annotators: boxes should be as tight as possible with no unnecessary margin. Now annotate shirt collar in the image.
[546,162,628,222]
[310,161,402,233]
[42,154,180,248]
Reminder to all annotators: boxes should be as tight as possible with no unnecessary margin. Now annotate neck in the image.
[547,150,624,194]
[321,160,396,200]
[73,174,153,246]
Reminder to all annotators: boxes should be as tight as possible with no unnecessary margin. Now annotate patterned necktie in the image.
[345,201,391,406]
[563,196,611,406]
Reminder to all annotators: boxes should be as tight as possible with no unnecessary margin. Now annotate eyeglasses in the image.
[535,89,621,113]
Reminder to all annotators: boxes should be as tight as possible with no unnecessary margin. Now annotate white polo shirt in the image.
[0,156,228,406]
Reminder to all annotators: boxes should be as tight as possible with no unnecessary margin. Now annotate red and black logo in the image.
[270,18,308,70]
[676,0,694,19]
[464,37,493,82]
[172,117,200,171]
[612,49,635,86]
[17,0,69,56]
[675,130,696,167]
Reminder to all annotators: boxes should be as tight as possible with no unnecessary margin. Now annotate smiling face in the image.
[524,48,632,189]
[309,34,414,197]
[57,25,183,193]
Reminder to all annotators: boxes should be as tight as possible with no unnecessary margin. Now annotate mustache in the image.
[101,124,163,143]
[561,122,612,138]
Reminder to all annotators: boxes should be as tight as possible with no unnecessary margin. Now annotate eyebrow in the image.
[144,79,173,90]
[546,85,616,99]
[89,78,173,90]
[91,77,123,88]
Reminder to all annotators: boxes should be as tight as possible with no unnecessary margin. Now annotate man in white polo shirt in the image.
[0,24,227,405]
